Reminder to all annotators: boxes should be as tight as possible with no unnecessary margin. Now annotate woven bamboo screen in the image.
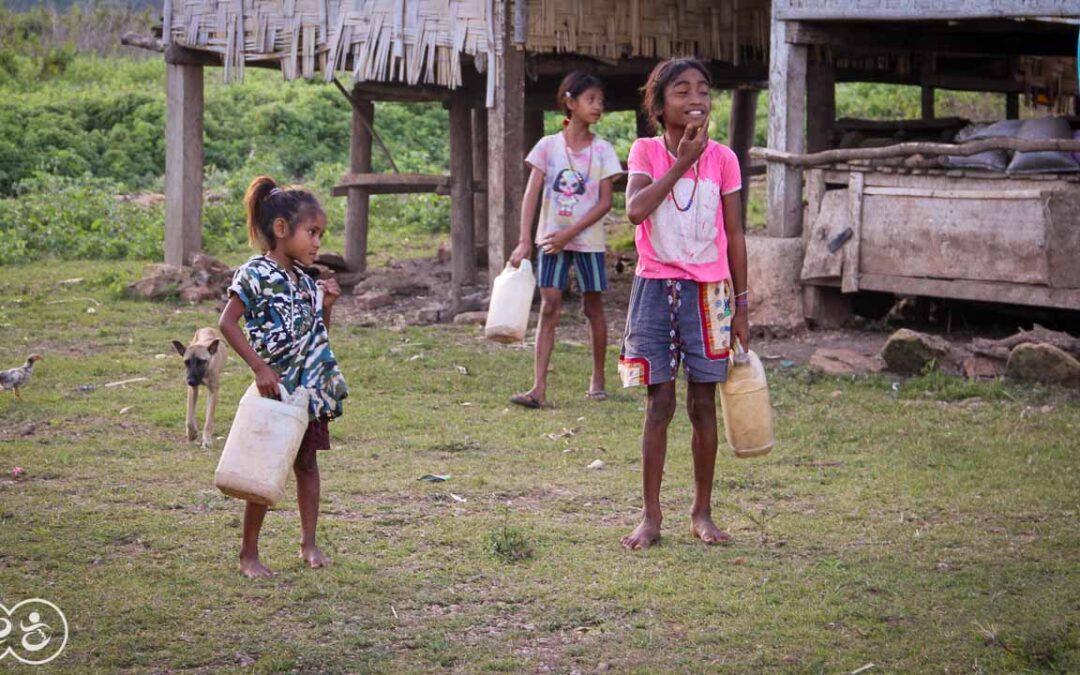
[164,0,495,87]
[524,0,771,63]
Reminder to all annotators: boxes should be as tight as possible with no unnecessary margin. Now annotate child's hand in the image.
[677,116,709,165]
[318,278,341,308]
[254,363,282,398]
[732,310,750,352]
[509,241,532,267]
[541,230,574,255]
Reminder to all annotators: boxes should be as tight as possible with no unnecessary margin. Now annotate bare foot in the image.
[690,513,732,545]
[300,545,331,568]
[621,517,662,550]
[239,554,274,579]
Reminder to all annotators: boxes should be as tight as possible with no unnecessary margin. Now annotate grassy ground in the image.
[1,260,1078,674]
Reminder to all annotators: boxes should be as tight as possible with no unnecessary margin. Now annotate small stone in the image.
[416,304,450,324]
[586,459,604,470]
[180,285,219,303]
[962,356,1002,380]
[1005,342,1080,388]
[831,389,842,399]
[453,311,488,325]
[880,328,951,375]
[356,291,394,310]
[456,291,489,313]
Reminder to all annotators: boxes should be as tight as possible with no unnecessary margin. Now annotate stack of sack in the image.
[943,116,1080,174]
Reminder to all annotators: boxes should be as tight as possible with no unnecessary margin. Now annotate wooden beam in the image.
[787,20,1079,57]
[332,173,487,197]
[766,19,808,237]
[775,0,1080,21]
[752,137,1080,167]
[729,88,759,231]
[841,172,864,294]
[487,24,527,270]
[121,31,163,53]
[164,62,203,267]
[472,106,489,266]
[449,88,477,291]
[846,274,1080,312]
[345,97,373,273]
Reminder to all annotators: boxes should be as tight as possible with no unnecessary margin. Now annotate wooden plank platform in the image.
[806,275,1080,312]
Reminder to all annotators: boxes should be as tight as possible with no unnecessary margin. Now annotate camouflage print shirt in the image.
[228,255,348,420]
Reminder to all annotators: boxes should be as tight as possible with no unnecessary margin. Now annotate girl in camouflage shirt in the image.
[219,175,348,579]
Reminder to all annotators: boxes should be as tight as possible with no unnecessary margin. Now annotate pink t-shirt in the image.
[626,137,742,282]
[525,132,624,253]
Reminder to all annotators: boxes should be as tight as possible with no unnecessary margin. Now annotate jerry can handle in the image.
[732,337,750,366]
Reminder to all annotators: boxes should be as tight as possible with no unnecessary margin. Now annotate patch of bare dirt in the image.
[332,250,1073,378]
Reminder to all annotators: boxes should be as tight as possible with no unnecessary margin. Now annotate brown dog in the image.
[172,327,227,448]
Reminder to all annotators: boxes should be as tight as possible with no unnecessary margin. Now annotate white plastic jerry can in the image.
[215,383,310,506]
[718,343,776,459]
[484,260,536,343]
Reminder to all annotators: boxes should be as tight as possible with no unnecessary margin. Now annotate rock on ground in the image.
[879,328,952,375]
[1005,343,1080,388]
[745,235,805,336]
[453,311,488,325]
[809,348,884,376]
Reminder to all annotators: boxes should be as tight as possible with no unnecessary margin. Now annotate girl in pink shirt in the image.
[619,58,750,550]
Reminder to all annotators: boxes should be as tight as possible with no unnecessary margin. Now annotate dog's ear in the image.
[172,340,187,357]
[207,339,220,355]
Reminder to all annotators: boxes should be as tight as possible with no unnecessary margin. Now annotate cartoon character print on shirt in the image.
[648,175,721,265]
[553,168,587,218]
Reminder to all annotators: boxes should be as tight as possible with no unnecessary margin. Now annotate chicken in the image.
[0,354,42,400]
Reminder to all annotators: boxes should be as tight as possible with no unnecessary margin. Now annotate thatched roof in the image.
[165,0,496,86]
[525,0,769,64]
[165,0,772,90]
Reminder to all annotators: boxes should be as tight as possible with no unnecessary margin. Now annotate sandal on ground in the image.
[510,393,543,409]
[584,390,608,402]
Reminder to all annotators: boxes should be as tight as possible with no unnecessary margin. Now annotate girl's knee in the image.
[646,388,677,426]
[686,384,718,426]
[582,296,604,321]
[539,297,563,320]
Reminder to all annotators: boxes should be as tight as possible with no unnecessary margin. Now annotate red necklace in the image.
[664,137,699,213]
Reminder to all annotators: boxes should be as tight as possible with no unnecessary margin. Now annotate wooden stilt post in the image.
[728,88,759,231]
[164,62,203,267]
[921,86,935,120]
[635,108,653,138]
[523,105,545,242]
[345,96,373,273]
[806,57,834,154]
[766,18,807,237]
[921,54,935,120]
[487,23,526,270]
[449,88,477,303]
[1005,92,1020,120]
[472,106,489,267]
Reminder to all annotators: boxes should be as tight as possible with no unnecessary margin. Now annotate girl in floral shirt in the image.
[219,175,348,578]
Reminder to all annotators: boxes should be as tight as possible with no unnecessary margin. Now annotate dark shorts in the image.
[299,416,331,452]
[618,276,734,387]
[536,250,607,293]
